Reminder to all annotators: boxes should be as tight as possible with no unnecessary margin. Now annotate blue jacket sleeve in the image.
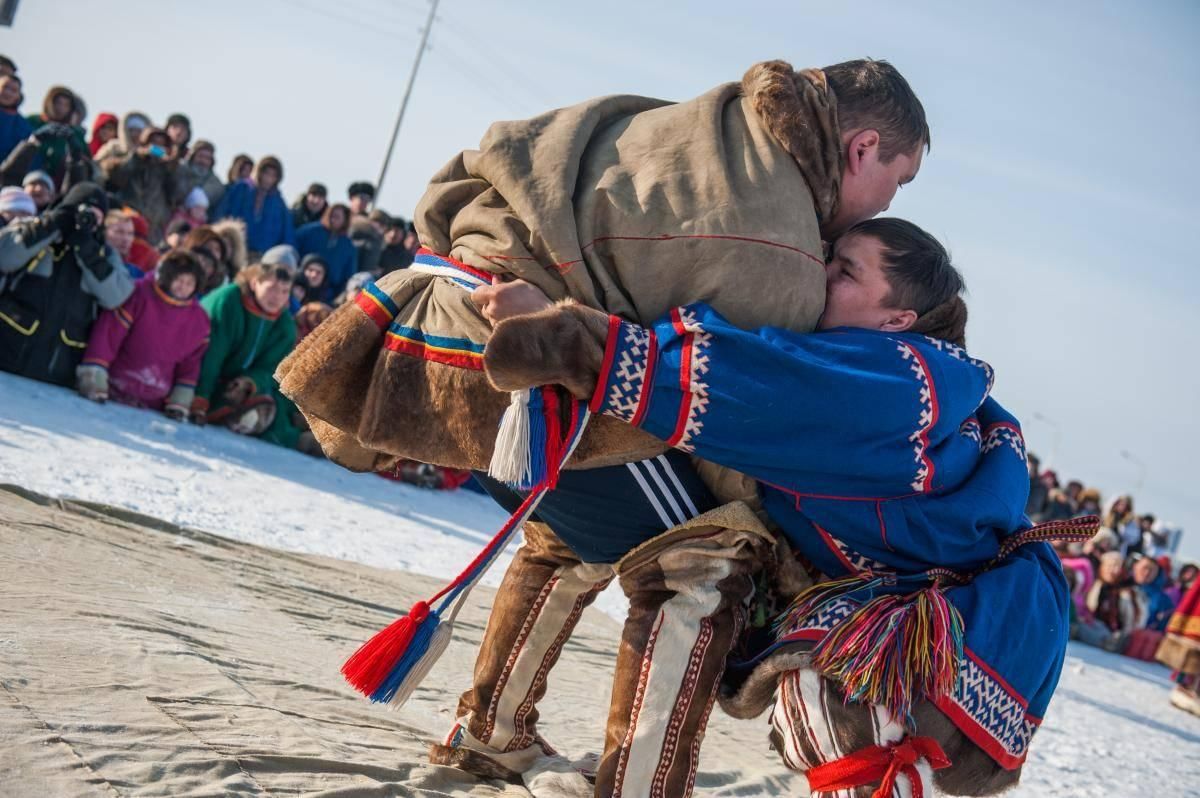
[589,304,993,499]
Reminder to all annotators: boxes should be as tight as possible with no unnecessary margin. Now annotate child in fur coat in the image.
[77,250,210,418]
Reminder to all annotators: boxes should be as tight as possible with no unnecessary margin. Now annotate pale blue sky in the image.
[4,0,1198,557]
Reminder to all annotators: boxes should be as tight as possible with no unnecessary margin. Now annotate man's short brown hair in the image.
[823,59,930,161]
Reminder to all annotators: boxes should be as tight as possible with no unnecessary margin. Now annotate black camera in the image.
[73,203,100,234]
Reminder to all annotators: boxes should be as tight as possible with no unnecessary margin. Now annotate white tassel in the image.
[488,389,531,485]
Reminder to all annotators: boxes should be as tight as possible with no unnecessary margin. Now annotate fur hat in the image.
[155,249,206,299]
[347,181,375,199]
[210,217,248,272]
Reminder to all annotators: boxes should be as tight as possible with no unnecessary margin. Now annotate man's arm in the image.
[487,302,993,498]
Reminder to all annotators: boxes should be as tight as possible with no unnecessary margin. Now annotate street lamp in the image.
[1031,412,1061,466]
[1119,450,1147,492]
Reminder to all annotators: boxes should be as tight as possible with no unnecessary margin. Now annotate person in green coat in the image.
[192,261,302,449]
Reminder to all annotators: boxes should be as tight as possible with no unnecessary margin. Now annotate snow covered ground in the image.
[1,370,1198,797]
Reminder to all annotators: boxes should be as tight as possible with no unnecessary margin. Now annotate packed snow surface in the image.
[1,372,1197,797]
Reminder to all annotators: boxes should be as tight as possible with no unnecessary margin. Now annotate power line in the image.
[376,0,440,195]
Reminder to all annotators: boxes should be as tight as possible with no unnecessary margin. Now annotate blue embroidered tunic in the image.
[589,303,1070,770]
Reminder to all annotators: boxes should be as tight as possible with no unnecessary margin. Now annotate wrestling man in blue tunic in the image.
[462,217,1093,798]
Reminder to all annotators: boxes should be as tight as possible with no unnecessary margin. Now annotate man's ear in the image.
[844,129,881,176]
[879,308,918,333]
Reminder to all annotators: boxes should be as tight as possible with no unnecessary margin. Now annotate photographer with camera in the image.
[0,182,133,386]
[104,127,187,245]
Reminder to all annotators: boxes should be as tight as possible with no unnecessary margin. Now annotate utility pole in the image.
[375,0,439,197]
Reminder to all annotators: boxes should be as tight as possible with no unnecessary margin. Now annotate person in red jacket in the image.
[77,250,210,419]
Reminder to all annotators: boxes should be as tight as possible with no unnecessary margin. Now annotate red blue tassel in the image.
[342,394,588,708]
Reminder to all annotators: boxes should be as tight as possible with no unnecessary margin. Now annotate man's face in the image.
[383,226,404,246]
[167,122,190,146]
[191,148,214,172]
[817,233,911,332]
[50,93,72,122]
[0,77,20,108]
[25,180,52,208]
[348,194,370,215]
[306,192,325,213]
[824,134,923,236]
[258,167,279,192]
[253,269,293,314]
[105,218,135,257]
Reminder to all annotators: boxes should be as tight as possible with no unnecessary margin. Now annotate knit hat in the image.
[22,170,53,192]
[184,186,209,210]
[261,244,299,270]
[348,181,375,199]
[0,186,36,217]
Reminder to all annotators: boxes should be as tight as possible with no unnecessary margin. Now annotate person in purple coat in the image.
[77,250,210,419]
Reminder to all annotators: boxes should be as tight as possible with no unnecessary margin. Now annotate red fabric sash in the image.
[805,736,951,798]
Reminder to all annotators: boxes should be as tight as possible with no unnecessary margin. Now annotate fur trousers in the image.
[433,505,773,798]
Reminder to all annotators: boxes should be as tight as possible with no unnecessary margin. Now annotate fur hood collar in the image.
[741,60,841,224]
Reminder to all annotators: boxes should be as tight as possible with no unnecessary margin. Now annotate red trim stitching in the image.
[589,315,623,413]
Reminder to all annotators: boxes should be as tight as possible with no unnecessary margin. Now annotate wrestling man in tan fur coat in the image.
[277,58,928,796]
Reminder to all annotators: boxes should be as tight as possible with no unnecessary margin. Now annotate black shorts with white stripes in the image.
[474,449,717,563]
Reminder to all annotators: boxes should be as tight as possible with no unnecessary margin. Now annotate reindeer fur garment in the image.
[276,60,839,471]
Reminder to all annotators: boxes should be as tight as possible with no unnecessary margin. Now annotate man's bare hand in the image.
[472,279,553,325]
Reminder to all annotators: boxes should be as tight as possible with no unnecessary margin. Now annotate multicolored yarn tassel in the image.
[342,393,587,708]
[777,573,964,723]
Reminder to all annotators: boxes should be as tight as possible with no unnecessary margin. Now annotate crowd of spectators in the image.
[1028,453,1195,662]
[0,57,469,490]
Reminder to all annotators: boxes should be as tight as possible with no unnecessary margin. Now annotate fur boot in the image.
[594,503,773,798]
[430,522,615,779]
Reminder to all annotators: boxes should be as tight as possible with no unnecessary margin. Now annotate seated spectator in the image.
[167,187,209,236]
[212,155,293,258]
[1077,486,1103,518]
[349,208,387,274]
[347,181,374,216]
[165,113,191,160]
[0,182,133,386]
[379,215,414,274]
[1133,556,1176,632]
[294,301,333,342]
[192,261,301,448]
[1042,487,1076,522]
[25,86,86,186]
[291,182,327,229]
[226,153,253,186]
[22,170,55,210]
[333,270,373,307]
[1105,494,1142,555]
[105,126,188,243]
[295,253,329,305]
[0,186,34,223]
[0,73,31,163]
[180,140,223,209]
[295,203,355,298]
[211,217,249,278]
[1078,552,1145,651]
[88,112,118,157]
[94,111,150,169]
[181,225,231,293]
[124,209,161,275]
[76,250,209,419]
[103,209,140,277]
